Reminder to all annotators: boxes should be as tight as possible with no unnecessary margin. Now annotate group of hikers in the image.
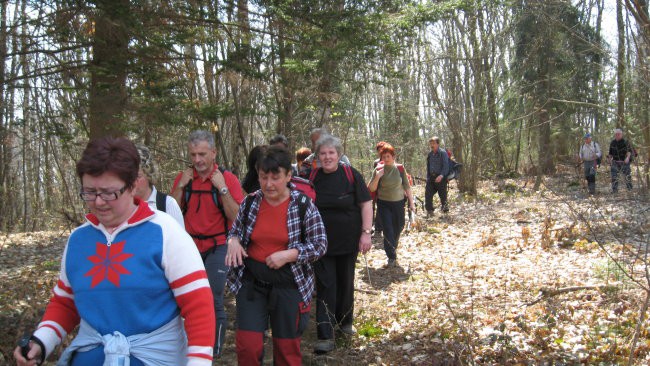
[14,128,454,366]
[14,126,633,366]
[578,128,637,195]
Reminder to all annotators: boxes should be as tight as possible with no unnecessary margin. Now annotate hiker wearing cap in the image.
[607,128,633,192]
[133,144,185,227]
[368,143,415,268]
[309,134,372,354]
[578,133,601,195]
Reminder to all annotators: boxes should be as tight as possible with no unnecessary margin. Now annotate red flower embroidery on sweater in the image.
[85,241,133,288]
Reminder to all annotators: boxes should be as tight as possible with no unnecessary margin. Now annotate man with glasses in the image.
[171,130,244,357]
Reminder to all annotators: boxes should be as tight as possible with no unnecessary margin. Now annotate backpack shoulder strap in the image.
[155,191,167,212]
[308,166,320,182]
[342,163,355,185]
[296,193,311,242]
[182,179,193,215]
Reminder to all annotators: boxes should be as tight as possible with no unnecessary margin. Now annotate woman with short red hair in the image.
[367,144,415,267]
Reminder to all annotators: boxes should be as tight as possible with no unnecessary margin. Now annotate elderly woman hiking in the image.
[308,134,373,354]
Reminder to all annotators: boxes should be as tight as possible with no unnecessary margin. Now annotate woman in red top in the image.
[226,146,327,366]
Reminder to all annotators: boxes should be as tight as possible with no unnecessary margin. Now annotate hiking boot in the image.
[426,210,434,218]
[339,324,357,336]
[442,206,449,213]
[386,258,397,268]
[314,339,335,354]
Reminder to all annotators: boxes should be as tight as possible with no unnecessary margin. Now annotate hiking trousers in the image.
[611,162,632,192]
[583,160,597,194]
[314,253,358,340]
[203,244,228,356]
[235,260,309,366]
[425,177,448,212]
[377,199,406,260]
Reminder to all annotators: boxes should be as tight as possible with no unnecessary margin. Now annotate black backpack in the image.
[155,191,168,212]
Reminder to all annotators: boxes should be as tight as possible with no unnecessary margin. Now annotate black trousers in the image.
[314,253,358,340]
[425,177,448,212]
[377,199,405,260]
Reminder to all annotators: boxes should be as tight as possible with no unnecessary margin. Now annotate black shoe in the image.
[314,339,335,354]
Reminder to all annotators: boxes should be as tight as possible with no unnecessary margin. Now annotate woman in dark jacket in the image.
[309,134,373,354]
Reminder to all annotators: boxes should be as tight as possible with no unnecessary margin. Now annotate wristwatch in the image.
[361,228,373,235]
[219,187,229,196]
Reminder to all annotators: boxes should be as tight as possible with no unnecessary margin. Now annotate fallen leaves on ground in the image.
[1,176,649,365]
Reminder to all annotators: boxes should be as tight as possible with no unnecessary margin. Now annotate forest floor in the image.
[1,173,649,365]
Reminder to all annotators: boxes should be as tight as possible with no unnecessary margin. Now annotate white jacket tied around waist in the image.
[57,316,187,366]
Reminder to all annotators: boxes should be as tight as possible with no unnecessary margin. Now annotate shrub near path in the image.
[1,177,649,365]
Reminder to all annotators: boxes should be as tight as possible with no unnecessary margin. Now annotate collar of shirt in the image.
[146,186,158,206]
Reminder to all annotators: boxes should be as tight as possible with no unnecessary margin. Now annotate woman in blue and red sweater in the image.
[14,137,215,366]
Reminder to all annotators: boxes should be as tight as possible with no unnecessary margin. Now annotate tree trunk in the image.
[88,0,130,139]
[616,0,626,129]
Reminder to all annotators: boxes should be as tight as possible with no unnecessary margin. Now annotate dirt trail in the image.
[1,177,649,365]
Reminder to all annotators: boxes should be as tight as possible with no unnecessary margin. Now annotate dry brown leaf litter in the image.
[0,177,648,365]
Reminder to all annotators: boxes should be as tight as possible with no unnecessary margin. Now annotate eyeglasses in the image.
[79,185,127,201]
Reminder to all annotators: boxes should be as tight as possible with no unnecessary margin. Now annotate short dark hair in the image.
[269,134,289,148]
[247,145,268,172]
[257,145,292,174]
[76,137,140,189]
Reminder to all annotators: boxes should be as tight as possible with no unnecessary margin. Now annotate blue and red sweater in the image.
[34,199,215,365]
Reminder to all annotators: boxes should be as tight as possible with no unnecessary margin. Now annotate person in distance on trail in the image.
[425,136,450,215]
[225,146,327,365]
[298,127,351,178]
[368,143,416,268]
[578,133,601,195]
[133,144,185,227]
[170,130,245,357]
[309,134,372,354]
[14,137,215,366]
[269,134,300,177]
[607,128,633,193]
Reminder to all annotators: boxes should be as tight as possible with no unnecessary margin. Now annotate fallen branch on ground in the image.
[526,285,617,306]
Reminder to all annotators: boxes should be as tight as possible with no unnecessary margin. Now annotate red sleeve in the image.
[225,172,244,205]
